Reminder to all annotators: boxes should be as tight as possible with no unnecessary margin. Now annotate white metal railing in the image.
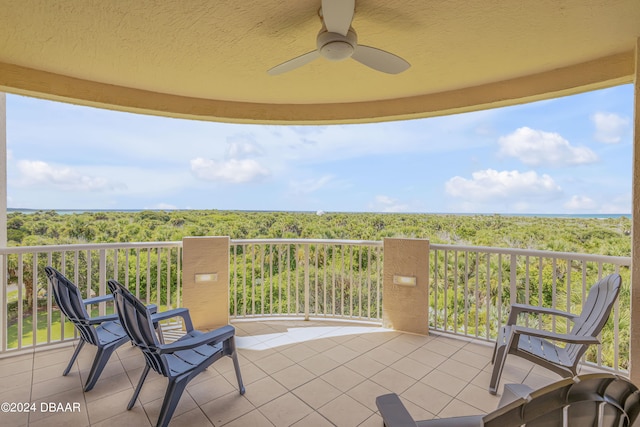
[229,239,383,322]
[429,244,631,373]
[0,242,182,353]
[0,238,632,374]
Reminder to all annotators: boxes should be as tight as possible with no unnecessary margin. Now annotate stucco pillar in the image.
[631,38,640,385]
[382,238,429,335]
[182,236,230,330]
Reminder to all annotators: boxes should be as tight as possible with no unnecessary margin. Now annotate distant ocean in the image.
[6,208,632,219]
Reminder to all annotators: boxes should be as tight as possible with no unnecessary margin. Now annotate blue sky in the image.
[6,84,633,214]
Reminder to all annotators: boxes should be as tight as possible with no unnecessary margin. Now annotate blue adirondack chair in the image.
[45,266,129,392]
[107,279,245,427]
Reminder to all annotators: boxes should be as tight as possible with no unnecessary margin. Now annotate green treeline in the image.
[7,210,632,256]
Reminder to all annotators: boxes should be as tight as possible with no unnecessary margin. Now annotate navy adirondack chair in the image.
[107,279,245,427]
[45,266,130,392]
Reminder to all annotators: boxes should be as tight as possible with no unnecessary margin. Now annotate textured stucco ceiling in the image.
[0,0,639,124]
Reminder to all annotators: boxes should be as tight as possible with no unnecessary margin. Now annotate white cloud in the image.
[190,158,270,183]
[226,139,264,159]
[369,195,410,213]
[289,175,334,196]
[564,195,597,211]
[16,160,119,191]
[498,127,597,166]
[591,112,629,144]
[445,169,562,202]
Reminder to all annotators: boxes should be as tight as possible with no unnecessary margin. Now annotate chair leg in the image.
[156,376,189,427]
[128,365,151,410]
[83,344,118,392]
[63,339,85,376]
[489,343,508,395]
[225,336,245,394]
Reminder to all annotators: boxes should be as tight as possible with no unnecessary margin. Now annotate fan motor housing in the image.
[317,29,357,61]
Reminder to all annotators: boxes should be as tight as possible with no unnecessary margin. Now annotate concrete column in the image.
[382,238,429,335]
[631,38,640,385]
[182,236,230,330]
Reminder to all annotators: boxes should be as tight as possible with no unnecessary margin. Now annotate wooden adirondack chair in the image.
[489,273,621,395]
[107,279,245,427]
[377,373,640,427]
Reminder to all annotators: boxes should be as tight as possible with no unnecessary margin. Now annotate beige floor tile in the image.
[290,411,334,427]
[271,364,316,390]
[304,338,339,353]
[278,342,318,363]
[438,398,484,419]
[450,348,491,370]
[221,360,267,386]
[200,392,255,426]
[457,383,502,412]
[87,388,142,424]
[390,356,434,380]
[84,372,134,403]
[259,393,313,426]
[348,379,392,411]
[345,355,386,378]
[365,346,404,366]
[2,370,32,391]
[33,347,75,369]
[238,347,277,362]
[380,336,422,356]
[143,391,198,423]
[242,376,287,407]
[28,388,90,426]
[406,346,447,368]
[421,369,468,397]
[31,372,84,401]
[298,353,339,376]
[522,372,559,390]
[424,340,460,357]
[33,361,77,384]
[358,412,384,427]
[321,365,366,392]
[318,394,373,427]
[0,358,33,377]
[79,360,125,382]
[169,407,214,427]
[463,341,494,357]
[90,405,152,427]
[0,384,31,404]
[187,374,237,406]
[253,352,294,375]
[342,336,379,353]
[223,409,274,427]
[322,344,360,364]
[0,411,29,427]
[370,367,416,394]
[293,377,342,409]
[359,330,401,345]
[401,382,453,414]
[399,397,437,421]
[437,359,481,382]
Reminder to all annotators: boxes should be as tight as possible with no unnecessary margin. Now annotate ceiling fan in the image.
[267,0,410,76]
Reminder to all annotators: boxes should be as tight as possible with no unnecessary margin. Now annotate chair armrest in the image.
[499,383,533,407]
[512,326,600,345]
[83,294,113,305]
[86,314,119,325]
[156,325,235,354]
[507,303,578,325]
[150,308,194,332]
[146,304,158,315]
[376,393,417,427]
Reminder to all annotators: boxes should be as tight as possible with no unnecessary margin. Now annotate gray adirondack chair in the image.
[44,266,129,391]
[107,279,245,427]
[489,273,621,395]
[377,373,640,427]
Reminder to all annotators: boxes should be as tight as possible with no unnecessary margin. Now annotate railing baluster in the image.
[304,244,310,321]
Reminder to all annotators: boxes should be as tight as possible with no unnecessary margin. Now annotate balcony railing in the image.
[0,239,631,375]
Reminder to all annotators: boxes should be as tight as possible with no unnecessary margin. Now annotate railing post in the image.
[99,249,107,316]
[304,244,310,321]
[510,255,517,306]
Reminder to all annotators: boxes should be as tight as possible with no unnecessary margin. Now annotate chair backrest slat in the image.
[108,280,168,376]
[45,266,99,345]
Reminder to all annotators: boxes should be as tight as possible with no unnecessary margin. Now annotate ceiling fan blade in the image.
[351,45,411,74]
[267,51,321,75]
[322,0,355,36]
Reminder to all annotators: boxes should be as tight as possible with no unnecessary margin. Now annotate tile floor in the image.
[0,319,565,427]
